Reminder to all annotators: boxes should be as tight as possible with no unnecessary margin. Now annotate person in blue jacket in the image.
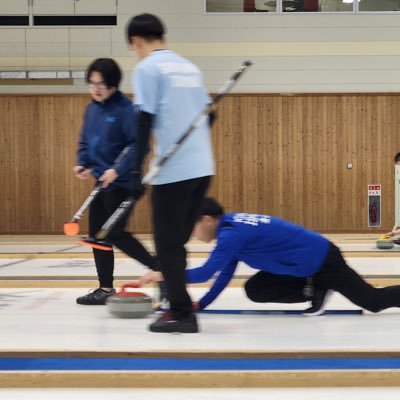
[74,58,157,305]
[189,197,400,315]
[141,197,400,316]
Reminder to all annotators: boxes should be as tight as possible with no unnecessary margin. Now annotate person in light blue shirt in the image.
[185,197,400,316]
[133,52,214,185]
[126,13,215,333]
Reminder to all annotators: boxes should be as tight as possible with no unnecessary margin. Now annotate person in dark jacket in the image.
[74,58,157,305]
[141,197,400,317]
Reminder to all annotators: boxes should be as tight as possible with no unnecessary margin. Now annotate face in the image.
[87,71,115,102]
[193,216,217,243]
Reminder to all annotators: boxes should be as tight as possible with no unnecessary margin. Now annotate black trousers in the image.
[89,187,156,288]
[245,243,400,313]
[151,176,211,320]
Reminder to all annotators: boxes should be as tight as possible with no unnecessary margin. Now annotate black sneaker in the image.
[76,288,116,305]
[149,311,199,333]
[303,289,332,316]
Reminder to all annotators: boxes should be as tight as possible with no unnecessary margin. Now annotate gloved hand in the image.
[131,172,145,199]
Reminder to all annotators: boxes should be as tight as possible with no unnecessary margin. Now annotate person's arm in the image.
[132,65,158,173]
[112,106,137,177]
[196,258,238,310]
[382,228,400,238]
[99,107,139,189]
[187,227,241,309]
[132,110,153,172]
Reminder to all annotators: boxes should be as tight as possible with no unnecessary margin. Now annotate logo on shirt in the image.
[233,214,271,226]
[105,116,116,123]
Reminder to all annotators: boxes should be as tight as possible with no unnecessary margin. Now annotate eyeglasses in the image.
[88,81,108,90]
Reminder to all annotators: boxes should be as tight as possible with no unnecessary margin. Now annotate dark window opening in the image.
[34,15,116,26]
[0,16,29,26]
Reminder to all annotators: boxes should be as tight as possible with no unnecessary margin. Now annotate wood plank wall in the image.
[1,93,400,234]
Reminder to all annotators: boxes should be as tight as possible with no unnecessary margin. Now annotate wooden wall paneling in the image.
[337,96,354,231]
[387,96,400,227]
[380,96,393,229]
[378,95,400,229]
[360,95,372,231]
[328,96,342,231]
[3,93,400,234]
[301,96,314,228]
[310,96,323,230]
[0,97,14,232]
[313,96,326,230]
[280,96,292,221]
[241,96,261,214]
[37,95,90,233]
[267,97,284,219]
[1,96,42,233]
[255,96,284,218]
[213,96,244,213]
[68,96,96,235]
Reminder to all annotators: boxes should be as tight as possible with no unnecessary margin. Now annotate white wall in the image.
[1,0,400,93]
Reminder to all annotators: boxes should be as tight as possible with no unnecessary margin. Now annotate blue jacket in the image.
[187,213,330,309]
[77,90,137,190]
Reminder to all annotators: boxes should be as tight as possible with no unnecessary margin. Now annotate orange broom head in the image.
[79,238,113,251]
[63,222,80,236]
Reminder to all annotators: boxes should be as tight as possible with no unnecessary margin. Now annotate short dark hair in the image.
[125,13,165,43]
[395,152,400,163]
[85,58,122,89]
[197,197,225,220]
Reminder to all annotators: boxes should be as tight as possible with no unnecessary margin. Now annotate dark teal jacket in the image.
[77,91,137,190]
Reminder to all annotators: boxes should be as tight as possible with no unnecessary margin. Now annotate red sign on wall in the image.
[368,184,381,227]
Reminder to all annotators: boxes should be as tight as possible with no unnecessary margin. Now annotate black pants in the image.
[152,176,211,320]
[245,243,400,313]
[89,187,156,288]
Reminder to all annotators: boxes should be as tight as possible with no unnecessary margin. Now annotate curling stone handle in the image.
[119,282,141,293]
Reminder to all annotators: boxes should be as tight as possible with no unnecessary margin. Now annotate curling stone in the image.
[376,238,394,250]
[106,283,153,319]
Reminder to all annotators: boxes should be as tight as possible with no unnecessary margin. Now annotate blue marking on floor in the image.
[1,357,400,371]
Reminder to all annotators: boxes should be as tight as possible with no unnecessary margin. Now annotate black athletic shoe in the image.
[303,289,333,316]
[76,288,116,305]
[149,311,199,333]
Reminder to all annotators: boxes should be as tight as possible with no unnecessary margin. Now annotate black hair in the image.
[85,58,122,89]
[395,152,400,163]
[125,13,165,43]
[196,197,225,221]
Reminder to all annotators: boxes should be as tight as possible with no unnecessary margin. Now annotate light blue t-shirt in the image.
[133,50,215,184]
